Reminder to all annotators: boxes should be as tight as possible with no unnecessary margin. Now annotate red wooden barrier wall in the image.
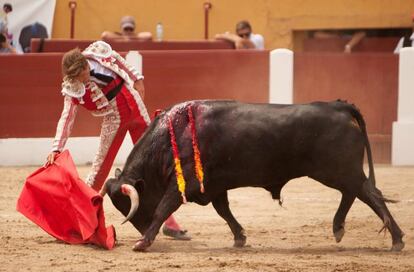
[294,52,398,163]
[31,39,235,53]
[0,51,398,162]
[0,50,268,138]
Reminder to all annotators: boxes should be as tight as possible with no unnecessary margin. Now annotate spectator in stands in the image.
[101,16,152,41]
[215,20,264,49]
[0,3,13,47]
[45,41,191,241]
[0,3,12,34]
[394,13,414,54]
[0,32,16,53]
[313,30,366,53]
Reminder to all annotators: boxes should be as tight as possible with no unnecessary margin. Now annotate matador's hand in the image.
[45,151,60,167]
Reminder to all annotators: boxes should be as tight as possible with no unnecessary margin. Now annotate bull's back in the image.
[193,100,365,187]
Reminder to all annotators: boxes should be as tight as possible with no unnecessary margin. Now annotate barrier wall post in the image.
[269,48,293,104]
[392,47,414,165]
[126,51,143,74]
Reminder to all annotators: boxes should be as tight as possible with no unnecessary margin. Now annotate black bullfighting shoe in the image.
[162,226,192,241]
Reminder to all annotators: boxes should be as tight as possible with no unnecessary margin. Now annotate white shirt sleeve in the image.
[87,59,117,77]
[250,33,265,50]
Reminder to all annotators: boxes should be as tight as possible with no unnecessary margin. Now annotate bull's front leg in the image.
[212,191,246,247]
[133,189,182,251]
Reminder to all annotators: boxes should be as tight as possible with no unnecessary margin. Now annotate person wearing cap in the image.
[46,41,191,241]
[101,16,152,41]
[215,20,264,49]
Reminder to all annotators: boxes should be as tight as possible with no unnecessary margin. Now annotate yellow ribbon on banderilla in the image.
[167,105,205,203]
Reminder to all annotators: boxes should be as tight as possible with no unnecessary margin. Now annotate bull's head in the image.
[100,168,151,234]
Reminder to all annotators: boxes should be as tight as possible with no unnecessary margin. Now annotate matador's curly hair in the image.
[61,48,88,80]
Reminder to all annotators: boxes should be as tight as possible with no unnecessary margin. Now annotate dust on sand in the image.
[1,165,413,271]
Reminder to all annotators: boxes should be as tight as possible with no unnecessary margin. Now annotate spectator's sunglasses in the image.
[123,27,135,32]
[237,31,251,38]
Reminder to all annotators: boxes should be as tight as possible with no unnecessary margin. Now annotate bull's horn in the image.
[121,184,139,225]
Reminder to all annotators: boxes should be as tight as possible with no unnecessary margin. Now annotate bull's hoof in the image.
[133,239,152,252]
[334,227,345,243]
[233,238,246,248]
[391,242,405,252]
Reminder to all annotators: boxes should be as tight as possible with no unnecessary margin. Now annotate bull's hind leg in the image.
[333,193,356,243]
[212,191,246,247]
[356,180,405,251]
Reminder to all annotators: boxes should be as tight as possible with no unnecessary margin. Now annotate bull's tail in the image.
[336,100,398,203]
[335,100,375,185]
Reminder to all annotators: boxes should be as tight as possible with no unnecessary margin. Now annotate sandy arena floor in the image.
[0,164,413,272]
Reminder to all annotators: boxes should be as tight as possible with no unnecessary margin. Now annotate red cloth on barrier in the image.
[16,150,115,249]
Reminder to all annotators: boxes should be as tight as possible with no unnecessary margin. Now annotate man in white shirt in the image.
[215,20,265,49]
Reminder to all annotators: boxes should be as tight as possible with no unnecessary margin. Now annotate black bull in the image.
[102,100,404,251]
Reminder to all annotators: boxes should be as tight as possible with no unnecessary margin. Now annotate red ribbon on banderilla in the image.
[167,104,205,203]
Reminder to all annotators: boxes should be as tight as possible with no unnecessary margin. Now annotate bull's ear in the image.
[130,178,144,188]
[127,178,145,193]
[115,168,122,178]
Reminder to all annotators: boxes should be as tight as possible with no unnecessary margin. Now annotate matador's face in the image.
[74,65,90,83]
